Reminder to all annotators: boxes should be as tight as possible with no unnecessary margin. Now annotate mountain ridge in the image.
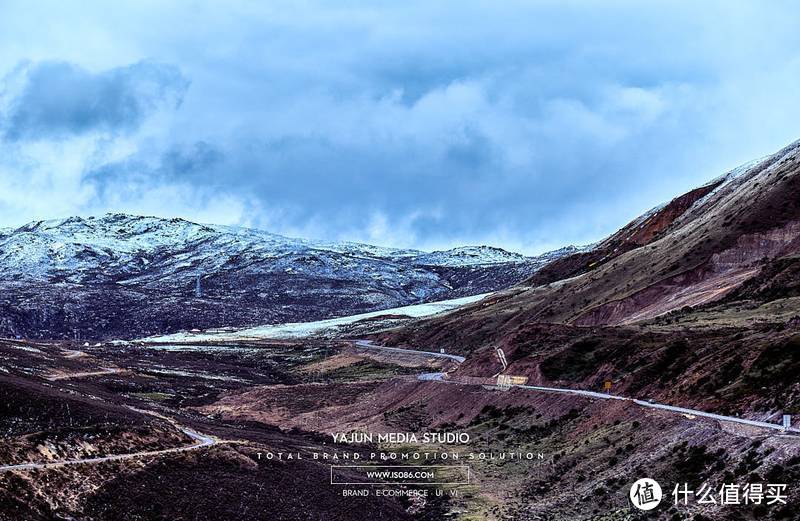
[379,138,800,351]
[0,213,579,340]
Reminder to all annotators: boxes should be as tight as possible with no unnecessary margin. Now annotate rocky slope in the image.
[384,139,800,351]
[0,214,575,340]
[377,139,800,426]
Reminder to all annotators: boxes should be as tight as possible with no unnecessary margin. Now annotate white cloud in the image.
[0,1,799,253]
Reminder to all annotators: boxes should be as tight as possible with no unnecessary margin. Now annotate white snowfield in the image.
[145,293,491,343]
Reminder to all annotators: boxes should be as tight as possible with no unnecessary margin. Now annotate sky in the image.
[1,1,799,254]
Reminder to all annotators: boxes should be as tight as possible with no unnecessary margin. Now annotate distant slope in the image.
[0,214,575,340]
[382,139,800,352]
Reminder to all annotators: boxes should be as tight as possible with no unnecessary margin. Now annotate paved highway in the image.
[0,420,216,473]
[510,382,799,433]
[45,367,126,381]
[353,339,465,363]
[350,340,800,435]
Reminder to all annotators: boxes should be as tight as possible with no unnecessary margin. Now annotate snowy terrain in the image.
[145,292,491,343]
[0,214,560,285]
[0,214,579,340]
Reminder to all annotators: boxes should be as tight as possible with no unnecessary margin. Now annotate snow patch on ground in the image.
[144,292,491,343]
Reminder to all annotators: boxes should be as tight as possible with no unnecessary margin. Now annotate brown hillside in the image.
[379,139,800,352]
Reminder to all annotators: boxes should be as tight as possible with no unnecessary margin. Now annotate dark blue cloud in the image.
[1,2,800,252]
[2,60,188,141]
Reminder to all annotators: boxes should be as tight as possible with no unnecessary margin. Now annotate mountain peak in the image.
[0,212,578,339]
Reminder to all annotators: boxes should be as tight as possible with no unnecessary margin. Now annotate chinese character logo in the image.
[672,481,787,506]
[630,478,663,511]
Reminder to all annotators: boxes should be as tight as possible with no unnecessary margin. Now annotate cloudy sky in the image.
[1,1,799,254]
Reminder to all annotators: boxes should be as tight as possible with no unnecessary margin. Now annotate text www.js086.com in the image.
[365,470,435,480]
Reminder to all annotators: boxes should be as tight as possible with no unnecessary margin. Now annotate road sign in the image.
[783,414,792,430]
[603,380,612,392]
[495,348,508,370]
[495,374,528,390]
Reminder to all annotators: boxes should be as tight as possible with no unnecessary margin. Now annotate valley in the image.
[1,287,799,520]
[1,139,800,519]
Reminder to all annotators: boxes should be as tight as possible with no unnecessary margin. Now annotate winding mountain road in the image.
[0,417,216,473]
[353,339,465,363]
[353,340,800,435]
[512,383,800,434]
[45,367,126,381]
[5,335,793,474]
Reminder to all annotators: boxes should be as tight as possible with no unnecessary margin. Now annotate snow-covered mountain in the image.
[0,214,557,286]
[412,246,525,266]
[0,214,578,340]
